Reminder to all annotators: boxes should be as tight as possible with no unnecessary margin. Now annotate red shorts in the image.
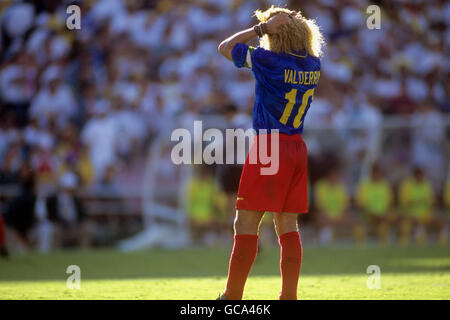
[236,133,308,214]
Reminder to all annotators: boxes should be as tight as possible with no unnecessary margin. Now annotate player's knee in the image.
[234,217,256,234]
[274,223,294,236]
[233,211,262,235]
[274,213,298,236]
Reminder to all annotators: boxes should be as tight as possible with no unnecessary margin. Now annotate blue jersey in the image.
[231,43,321,135]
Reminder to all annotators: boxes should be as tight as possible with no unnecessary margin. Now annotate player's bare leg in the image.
[233,210,264,235]
[221,210,264,300]
[274,212,302,300]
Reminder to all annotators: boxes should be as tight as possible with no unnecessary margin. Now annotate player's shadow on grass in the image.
[0,246,449,281]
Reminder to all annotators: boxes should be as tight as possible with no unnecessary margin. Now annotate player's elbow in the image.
[218,40,232,59]
[218,41,227,55]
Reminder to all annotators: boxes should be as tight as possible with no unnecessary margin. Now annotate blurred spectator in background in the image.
[186,165,227,246]
[411,104,446,190]
[0,52,37,127]
[29,65,77,129]
[356,164,394,246]
[314,167,360,245]
[54,122,94,186]
[398,167,443,246]
[44,171,91,250]
[81,101,117,181]
[3,163,36,252]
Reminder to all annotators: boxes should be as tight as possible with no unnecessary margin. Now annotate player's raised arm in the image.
[218,11,295,61]
[218,28,257,61]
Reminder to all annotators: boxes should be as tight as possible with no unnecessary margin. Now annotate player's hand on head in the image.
[265,12,293,34]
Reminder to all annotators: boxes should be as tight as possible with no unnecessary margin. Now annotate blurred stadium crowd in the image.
[0,0,449,254]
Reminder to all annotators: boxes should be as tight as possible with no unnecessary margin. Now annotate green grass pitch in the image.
[0,245,449,299]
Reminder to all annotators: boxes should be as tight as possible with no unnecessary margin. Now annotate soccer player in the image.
[217,6,324,300]
[399,167,435,245]
[186,165,227,245]
[314,167,351,245]
[356,164,394,246]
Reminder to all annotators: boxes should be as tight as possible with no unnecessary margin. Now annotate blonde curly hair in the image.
[255,6,325,58]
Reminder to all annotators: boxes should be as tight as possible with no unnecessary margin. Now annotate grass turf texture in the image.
[0,246,449,299]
